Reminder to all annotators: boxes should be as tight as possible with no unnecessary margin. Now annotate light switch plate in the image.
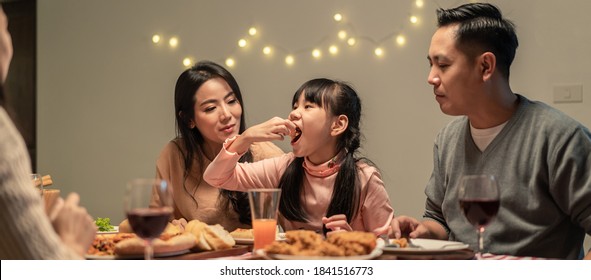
[553,84,583,103]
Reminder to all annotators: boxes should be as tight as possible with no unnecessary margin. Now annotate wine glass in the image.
[31,173,43,197]
[124,178,173,260]
[458,174,500,254]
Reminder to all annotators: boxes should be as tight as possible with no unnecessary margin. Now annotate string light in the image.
[249,27,257,36]
[347,38,356,46]
[312,49,322,59]
[396,35,406,46]
[162,3,427,68]
[152,35,161,44]
[169,37,178,48]
[238,39,247,48]
[333,13,343,22]
[225,58,235,68]
[374,47,384,57]
[328,45,339,55]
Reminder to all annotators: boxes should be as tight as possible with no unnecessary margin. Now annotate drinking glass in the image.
[248,189,281,251]
[31,173,43,196]
[124,178,173,260]
[458,174,500,254]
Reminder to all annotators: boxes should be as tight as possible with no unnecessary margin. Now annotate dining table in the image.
[153,245,477,260]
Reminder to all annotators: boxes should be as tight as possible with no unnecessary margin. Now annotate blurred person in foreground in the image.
[149,61,283,232]
[0,6,96,259]
[391,3,591,259]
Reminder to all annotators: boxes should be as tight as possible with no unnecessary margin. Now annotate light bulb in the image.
[263,46,272,55]
[285,55,294,65]
[338,30,347,40]
[238,39,247,48]
[152,35,161,44]
[225,58,235,68]
[374,47,384,57]
[396,35,406,46]
[329,45,338,55]
[249,27,257,36]
[182,58,192,67]
[347,38,356,46]
[415,0,424,8]
[334,13,342,22]
[169,37,178,48]
[312,49,322,59]
[410,16,419,24]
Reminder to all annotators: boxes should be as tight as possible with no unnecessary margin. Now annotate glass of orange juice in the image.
[248,188,281,251]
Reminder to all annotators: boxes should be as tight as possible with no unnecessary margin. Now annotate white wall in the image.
[37,0,590,250]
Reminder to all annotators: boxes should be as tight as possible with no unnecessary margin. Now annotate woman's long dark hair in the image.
[174,60,252,225]
[278,78,363,232]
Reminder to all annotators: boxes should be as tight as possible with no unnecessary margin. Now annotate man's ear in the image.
[480,52,496,81]
[331,115,349,136]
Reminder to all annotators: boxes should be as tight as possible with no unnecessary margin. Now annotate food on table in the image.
[114,233,195,256]
[87,233,135,256]
[390,237,408,248]
[95,217,115,232]
[230,227,281,240]
[264,230,377,257]
[185,220,235,251]
[229,228,254,239]
[87,219,237,258]
[118,219,133,233]
[326,231,377,256]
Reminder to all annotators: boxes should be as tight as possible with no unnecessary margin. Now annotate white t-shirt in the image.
[470,121,508,152]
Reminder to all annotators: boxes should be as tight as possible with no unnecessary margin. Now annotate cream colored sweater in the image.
[0,108,79,259]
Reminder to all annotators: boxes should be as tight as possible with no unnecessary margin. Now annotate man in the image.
[391,3,591,259]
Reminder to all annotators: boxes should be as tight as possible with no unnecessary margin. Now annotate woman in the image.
[0,6,96,259]
[151,61,283,231]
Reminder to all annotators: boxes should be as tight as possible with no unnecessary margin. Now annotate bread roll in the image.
[204,224,235,250]
[185,220,212,251]
[118,219,133,233]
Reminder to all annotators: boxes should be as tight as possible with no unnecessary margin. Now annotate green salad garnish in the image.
[95,217,115,232]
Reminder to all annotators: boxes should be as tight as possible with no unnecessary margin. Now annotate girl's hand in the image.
[322,214,352,236]
[229,117,296,153]
[242,117,295,142]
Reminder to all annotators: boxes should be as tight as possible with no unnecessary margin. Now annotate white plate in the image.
[257,238,384,260]
[85,249,190,260]
[97,226,119,234]
[383,238,469,254]
[234,233,286,245]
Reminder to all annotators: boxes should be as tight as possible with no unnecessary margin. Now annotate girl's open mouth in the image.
[291,126,302,144]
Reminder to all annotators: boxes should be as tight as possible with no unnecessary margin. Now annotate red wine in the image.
[459,199,499,227]
[127,208,172,239]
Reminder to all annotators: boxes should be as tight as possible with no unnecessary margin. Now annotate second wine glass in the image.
[124,178,173,260]
[458,174,500,254]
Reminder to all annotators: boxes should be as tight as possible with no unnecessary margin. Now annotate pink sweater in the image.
[203,139,394,234]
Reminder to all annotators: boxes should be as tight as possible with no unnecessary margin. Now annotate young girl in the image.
[203,78,393,235]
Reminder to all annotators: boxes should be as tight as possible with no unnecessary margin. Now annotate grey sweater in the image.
[0,108,78,259]
[424,94,591,259]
